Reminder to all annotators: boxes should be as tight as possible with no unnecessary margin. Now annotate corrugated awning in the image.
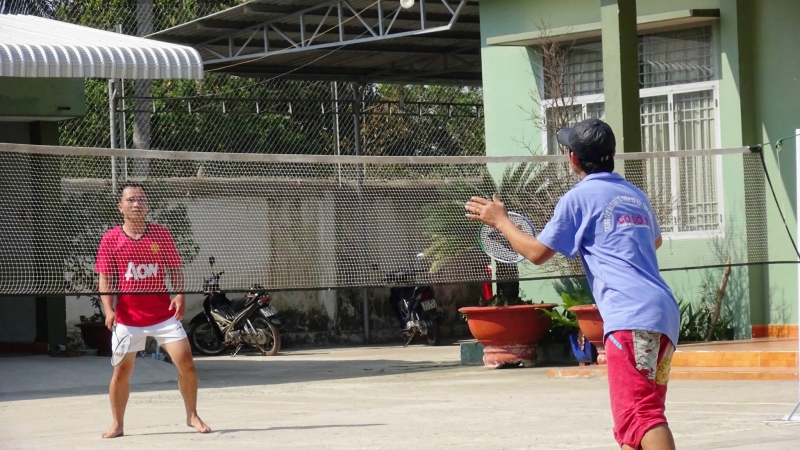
[0,15,203,80]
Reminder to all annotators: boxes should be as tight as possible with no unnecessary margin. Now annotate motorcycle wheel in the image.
[189,322,227,356]
[426,320,442,346]
[251,317,281,356]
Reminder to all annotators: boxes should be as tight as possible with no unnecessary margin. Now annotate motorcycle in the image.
[188,257,281,357]
[386,253,445,347]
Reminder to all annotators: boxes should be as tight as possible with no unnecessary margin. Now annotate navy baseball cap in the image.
[556,118,616,163]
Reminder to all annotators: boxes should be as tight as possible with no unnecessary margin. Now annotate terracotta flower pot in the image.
[567,304,606,364]
[459,304,556,369]
[75,323,112,357]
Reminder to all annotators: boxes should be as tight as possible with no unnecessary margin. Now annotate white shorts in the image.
[112,317,187,353]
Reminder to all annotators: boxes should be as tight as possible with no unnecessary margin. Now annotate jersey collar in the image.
[580,172,623,184]
[121,223,150,242]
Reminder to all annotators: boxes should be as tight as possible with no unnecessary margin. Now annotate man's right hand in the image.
[465,194,511,229]
[104,310,116,330]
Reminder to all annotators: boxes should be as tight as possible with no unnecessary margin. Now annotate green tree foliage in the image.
[46,1,484,166]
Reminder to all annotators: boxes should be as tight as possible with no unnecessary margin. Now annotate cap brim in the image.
[557,127,576,150]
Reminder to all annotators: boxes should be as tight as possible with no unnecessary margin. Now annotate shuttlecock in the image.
[400,0,414,9]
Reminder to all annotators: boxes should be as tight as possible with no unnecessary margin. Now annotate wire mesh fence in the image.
[82,79,485,158]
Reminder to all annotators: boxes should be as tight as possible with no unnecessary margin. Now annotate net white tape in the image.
[0,143,795,295]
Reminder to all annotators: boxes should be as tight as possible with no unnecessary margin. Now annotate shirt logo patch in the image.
[151,243,160,254]
[125,262,159,281]
[602,195,654,233]
[616,213,650,228]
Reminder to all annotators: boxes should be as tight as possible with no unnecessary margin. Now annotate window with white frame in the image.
[542,26,720,236]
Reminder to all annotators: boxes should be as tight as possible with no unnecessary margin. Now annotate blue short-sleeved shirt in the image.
[536,172,680,345]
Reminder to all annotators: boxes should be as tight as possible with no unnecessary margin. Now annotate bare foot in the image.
[187,415,211,433]
[101,423,124,439]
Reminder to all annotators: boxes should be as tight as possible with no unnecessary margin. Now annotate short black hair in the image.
[118,181,146,201]
[576,156,614,174]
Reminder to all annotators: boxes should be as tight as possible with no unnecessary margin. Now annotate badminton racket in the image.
[110,325,131,367]
[478,212,537,264]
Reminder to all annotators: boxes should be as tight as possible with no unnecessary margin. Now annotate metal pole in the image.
[108,79,118,194]
[121,78,128,181]
[332,81,341,187]
[766,130,800,424]
[119,79,128,181]
[116,24,128,182]
[352,82,369,344]
[792,128,800,421]
[792,130,800,421]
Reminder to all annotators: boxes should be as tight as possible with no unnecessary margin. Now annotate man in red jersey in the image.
[95,182,210,438]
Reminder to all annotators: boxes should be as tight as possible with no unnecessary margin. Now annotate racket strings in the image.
[479,212,536,264]
[111,327,131,366]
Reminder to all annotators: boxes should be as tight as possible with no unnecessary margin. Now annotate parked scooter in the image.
[187,257,281,357]
[386,253,445,346]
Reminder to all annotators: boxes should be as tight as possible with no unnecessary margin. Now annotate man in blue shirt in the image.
[466,119,679,450]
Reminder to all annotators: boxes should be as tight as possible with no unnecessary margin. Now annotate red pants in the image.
[605,330,675,449]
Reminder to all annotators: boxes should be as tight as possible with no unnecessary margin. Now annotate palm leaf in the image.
[421,163,552,273]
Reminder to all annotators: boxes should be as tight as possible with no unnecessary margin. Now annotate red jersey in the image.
[95,224,182,327]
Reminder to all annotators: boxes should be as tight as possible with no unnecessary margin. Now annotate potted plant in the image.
[421,163,578,368]
[459,290,557,368]
[74,295,113,356]
[542,279,599,365]
[62,189,118,357]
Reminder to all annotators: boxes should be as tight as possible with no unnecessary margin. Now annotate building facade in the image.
[479,0,800,337]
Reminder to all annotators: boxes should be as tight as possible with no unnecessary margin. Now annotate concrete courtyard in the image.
[1,343,799,449]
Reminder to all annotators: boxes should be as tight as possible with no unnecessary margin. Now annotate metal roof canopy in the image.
[148,0,481,85]
[0,15,203,80]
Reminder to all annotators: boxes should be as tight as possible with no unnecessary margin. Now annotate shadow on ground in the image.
[0,343,462,402]
[133,423,387,437]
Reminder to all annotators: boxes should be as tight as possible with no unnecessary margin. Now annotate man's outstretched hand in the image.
[465,194,510,229]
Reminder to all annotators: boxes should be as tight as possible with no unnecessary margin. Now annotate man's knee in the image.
[177,358,196,374]
[112,364,134,381]
[170,349,197,375]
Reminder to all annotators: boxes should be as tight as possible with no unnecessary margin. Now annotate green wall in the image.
[479,0,800,333]
[0,78,86,119]
[0,121,67,349]
[480,0,721,158]
[749,0,800,325]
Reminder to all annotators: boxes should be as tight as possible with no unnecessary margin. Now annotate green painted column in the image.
[719,0,762,334]
[600,0,643,187]
[600,0,641,156]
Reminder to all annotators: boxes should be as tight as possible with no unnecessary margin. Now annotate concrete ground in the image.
[1,343,799,450]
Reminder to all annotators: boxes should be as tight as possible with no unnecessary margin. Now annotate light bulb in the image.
[400,0,415,9]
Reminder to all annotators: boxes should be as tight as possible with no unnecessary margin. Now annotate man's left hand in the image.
[465,194,510,229]
[169,294,186,321]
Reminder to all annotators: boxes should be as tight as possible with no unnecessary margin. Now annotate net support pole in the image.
[352,81,370,344]
[108,79,118,195]
[332,81,342,187]
[781,130,800,421]
[770,130,800,423]
[791,130,800,421]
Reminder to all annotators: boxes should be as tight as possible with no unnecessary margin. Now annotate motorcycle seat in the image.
[230,297,249,311]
